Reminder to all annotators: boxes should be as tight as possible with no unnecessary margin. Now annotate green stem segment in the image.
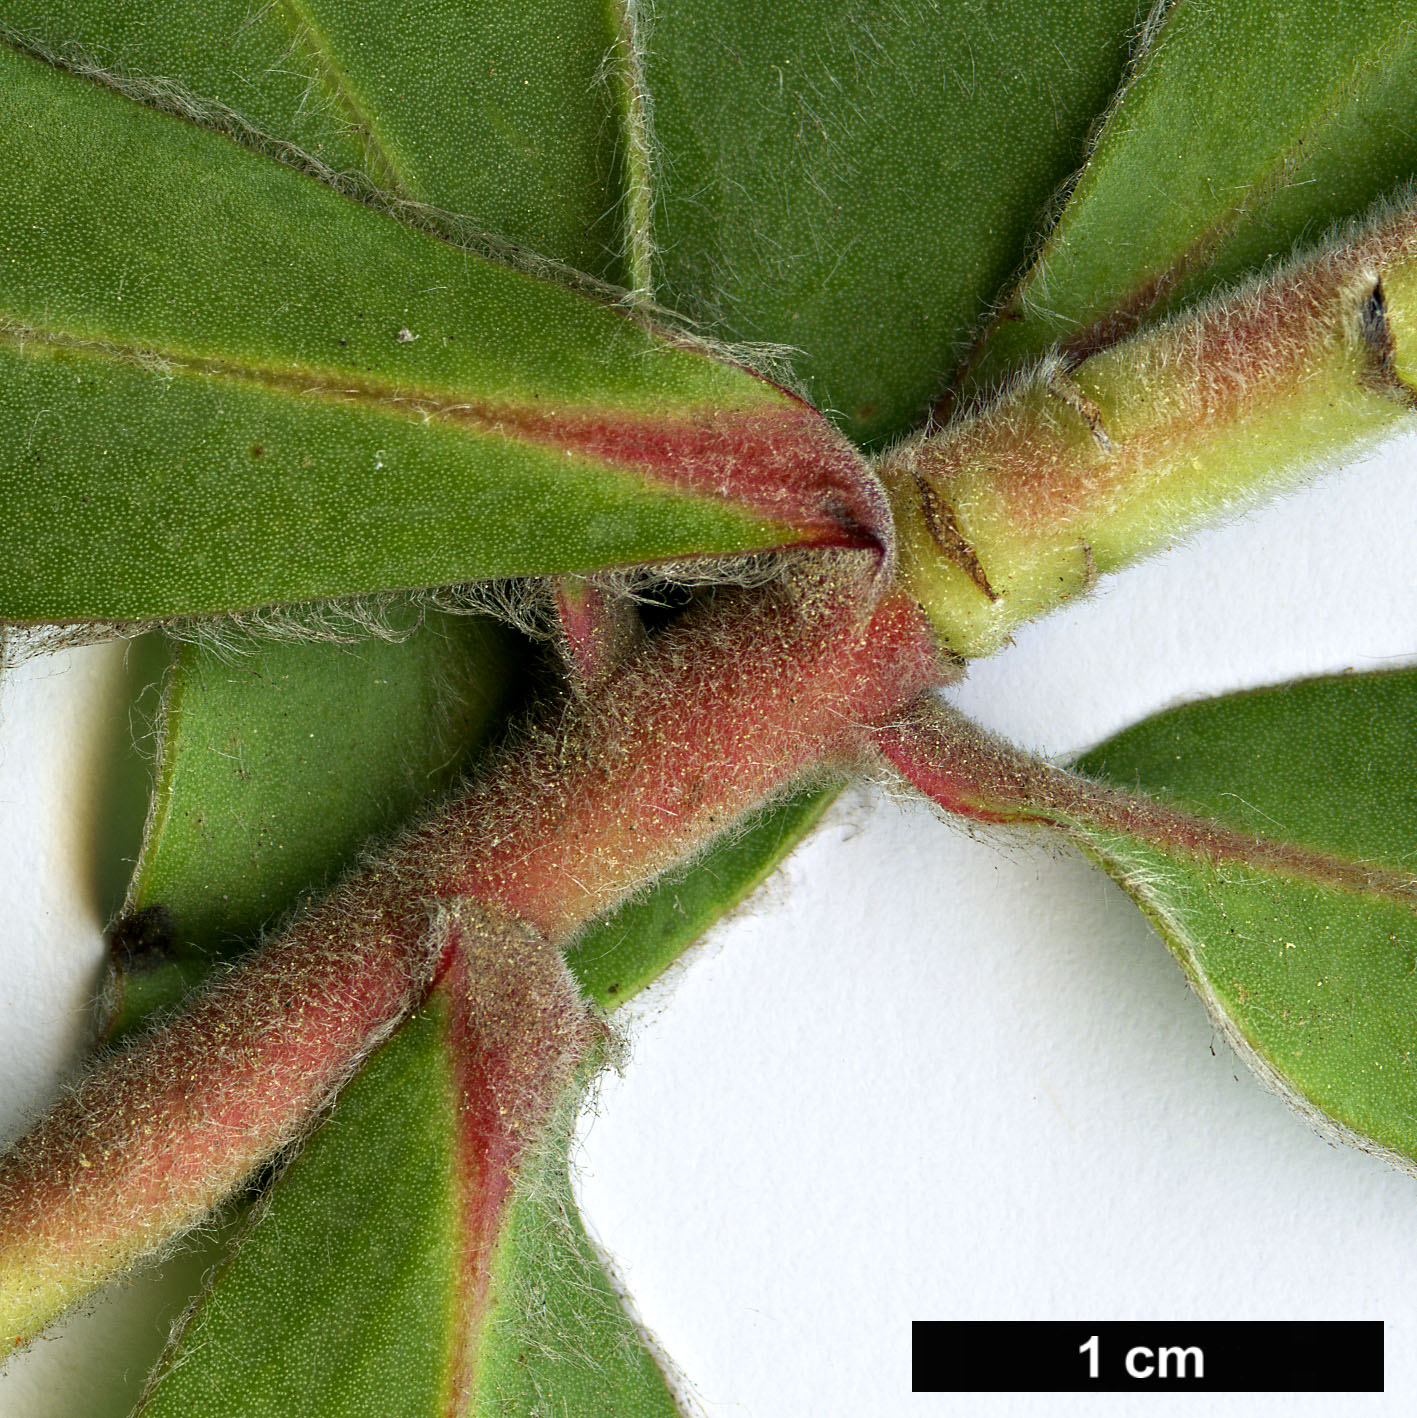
[881,197,1417,658]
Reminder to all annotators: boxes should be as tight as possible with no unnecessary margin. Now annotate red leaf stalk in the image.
[876,696,1417,904]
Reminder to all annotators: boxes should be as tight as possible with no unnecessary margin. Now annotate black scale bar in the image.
[912,1321,1383,1392]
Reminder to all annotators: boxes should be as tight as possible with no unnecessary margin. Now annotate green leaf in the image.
[100,608,840,1410]
[0,4,365,173]
[462,1092,685,1418]
[565,774,841,1008]
[0,0,633,281]
[0,42,878,624]
[643,0,1142,445]
[104,611,525,1041]
[1073,669,1417,1165]
[135,998,467,1418]
[966,0,1417,389]
[136,923,681,1418]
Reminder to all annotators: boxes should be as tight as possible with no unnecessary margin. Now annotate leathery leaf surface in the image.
[0,42,871,624]
[966,0,1417,389]
[1073,669,1417,1164]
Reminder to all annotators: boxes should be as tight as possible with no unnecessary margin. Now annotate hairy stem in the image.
[881,195,1417,657]
[0,558,947,1348]
[0,867,439,1348]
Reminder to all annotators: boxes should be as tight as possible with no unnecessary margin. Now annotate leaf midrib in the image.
[0,316,632,439]
[273,0,410,197]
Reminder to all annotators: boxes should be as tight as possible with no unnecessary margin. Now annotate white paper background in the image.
[2,429,1416,1416]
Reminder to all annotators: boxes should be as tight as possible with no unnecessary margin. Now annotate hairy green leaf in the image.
[0,43,877,624]
[644,0,1143,445]
[136,999,466,1418]
[0,0,633,281]
[103,612,524,1041]
[966,0,1417,390]
[100,612,837,1410]
[1073,669,1417,1166]
[135,937,681,1418]
[462,1092,685,1418]
[566,774,841,1008]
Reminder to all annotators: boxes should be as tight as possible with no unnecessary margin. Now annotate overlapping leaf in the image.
[965,0,1417,391]
[0,0,633,282]
[1074,670,1417,1164]
[644,0,1143,445]
[0,42,881,625]
[100,618,839,1413]
[136,1003,466,1418]
[135,987,682,1418]
[19,0,1414,1412]
[103,612,525,1040]
[565,775,841,1008]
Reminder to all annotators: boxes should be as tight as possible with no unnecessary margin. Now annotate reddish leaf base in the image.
[436,904,600,1407]
[876,696,1417,905]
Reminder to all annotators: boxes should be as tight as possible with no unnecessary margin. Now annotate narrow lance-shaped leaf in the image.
[878,682,1417,1169]
[0,43,887,625]
[962,0,1417,395]
[563,773,842,1009]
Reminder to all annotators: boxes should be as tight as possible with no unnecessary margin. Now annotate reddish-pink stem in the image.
[404,564,948,940]
[0,561,950,1344]
[0,872,436,1343]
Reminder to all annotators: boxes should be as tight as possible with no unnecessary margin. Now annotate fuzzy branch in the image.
[881,194,1417,657]
[0,558,949,1350]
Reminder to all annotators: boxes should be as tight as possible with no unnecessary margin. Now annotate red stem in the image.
[403,562,948,940]
[0,559,950,1344]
